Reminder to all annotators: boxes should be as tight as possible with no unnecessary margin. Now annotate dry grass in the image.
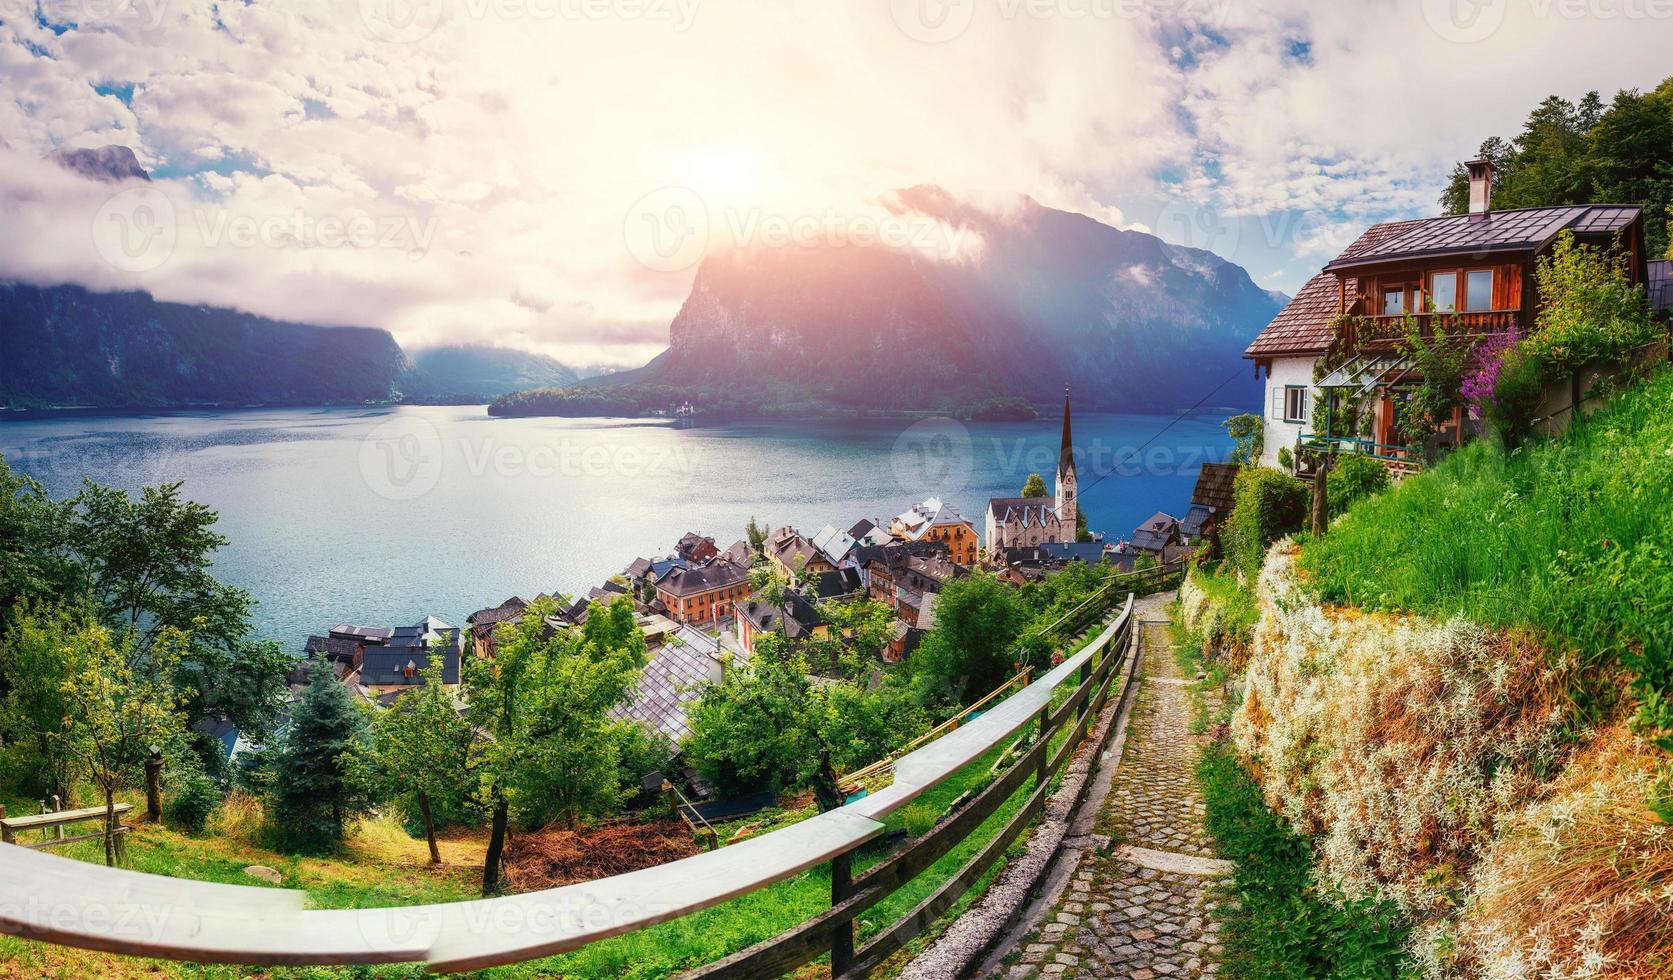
[1449,725,1673,979]
[504,819,701,891]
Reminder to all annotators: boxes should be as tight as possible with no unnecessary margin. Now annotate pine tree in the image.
[271,656,369,851]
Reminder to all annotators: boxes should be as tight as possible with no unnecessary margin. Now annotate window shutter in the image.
[1271,387,1282,419]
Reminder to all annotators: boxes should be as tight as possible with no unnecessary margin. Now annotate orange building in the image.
[888,497,979,565]
[654,560,752,624]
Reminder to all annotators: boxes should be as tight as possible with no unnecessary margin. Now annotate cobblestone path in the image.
[1001,621,1230,979]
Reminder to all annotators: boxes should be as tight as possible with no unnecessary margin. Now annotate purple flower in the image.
[1461,330,1521,420]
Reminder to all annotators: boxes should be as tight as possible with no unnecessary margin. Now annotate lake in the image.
[0,406,1233,646]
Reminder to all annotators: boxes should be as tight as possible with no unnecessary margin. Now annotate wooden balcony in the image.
[1337,310,1521,351]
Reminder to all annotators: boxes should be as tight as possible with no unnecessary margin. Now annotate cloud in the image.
[0,0,1668,366]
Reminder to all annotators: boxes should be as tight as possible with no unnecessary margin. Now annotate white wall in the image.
[1260,356,1319,469]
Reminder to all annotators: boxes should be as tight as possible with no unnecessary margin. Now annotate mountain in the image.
[494,188,1284,419]
[403,343,579,402]
[51,145,150,183]
[0,282,405,409]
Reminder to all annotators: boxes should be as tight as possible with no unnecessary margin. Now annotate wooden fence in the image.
[0,591,1155,975]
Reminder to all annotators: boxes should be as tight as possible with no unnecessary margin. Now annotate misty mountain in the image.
[403,343,579,402]
[498,188,1283,418]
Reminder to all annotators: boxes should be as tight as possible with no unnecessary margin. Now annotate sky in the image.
[1,0,1668,371]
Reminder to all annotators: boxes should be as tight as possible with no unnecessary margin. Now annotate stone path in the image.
[1000,621,1229,979]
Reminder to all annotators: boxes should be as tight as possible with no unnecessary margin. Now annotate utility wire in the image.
[1074,366,1251,497]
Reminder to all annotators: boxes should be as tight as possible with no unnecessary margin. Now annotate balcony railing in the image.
[1338,310,1520,350]
[1295,433,1424,476]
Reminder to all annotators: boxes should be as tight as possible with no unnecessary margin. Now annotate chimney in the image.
[1466,159,1494,220]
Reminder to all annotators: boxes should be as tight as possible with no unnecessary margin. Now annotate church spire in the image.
[1059,384,1075,477]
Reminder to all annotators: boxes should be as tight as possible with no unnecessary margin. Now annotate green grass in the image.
[1196,742,1411,980]
[1300,365,1673,734]
[1,608,1129,980]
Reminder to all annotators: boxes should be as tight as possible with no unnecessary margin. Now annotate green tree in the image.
[0,457,78,627]
[1020,473,1048,498]
[1325,454,1390,518]
[910,571,1029,706]
[1224,467,1309,581]
[0,603,83,801]
[1222,413,1265,466]
[52,613,187,866]
[467,595,644,894]
[745,516,770,555]
[271,657,371,852]
[352,661,475,864]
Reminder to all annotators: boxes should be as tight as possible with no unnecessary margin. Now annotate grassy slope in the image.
[1,612,1126,980]
[1299,364,1673,721]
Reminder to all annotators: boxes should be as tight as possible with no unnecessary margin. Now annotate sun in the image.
[673,143,770,207]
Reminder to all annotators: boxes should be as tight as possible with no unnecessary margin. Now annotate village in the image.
[249,394,1233,779]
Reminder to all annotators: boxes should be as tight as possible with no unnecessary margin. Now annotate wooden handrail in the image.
[0,597,1141,976]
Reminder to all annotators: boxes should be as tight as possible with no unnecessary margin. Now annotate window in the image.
[1381,286,1407,316]
[1430,272,1457,312]
[1283,385,1309,423]
[1464,269,1494,312]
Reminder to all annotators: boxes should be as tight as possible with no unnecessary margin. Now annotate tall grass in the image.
[1301,365,1673,728]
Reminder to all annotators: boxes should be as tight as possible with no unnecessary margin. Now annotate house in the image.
[987,388,1079,551]
[848,518,891,547]
[360,615,463,690]
[809,524,860,568]
[734,591,824,658]
[654,559,752,624]
[675,532,719,564]
[465,596,529,657]
[720,538,754,567]
[859,539,951,607]
[1180,462,1240,542]
[999,542,1132,576]
[1246,158,1660,475]
[889,497,980,565]
[806,567,865,602]
[766,527,836,578]
[1129,512,1184,557]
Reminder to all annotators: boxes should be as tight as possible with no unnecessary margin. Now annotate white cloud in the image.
[0,0,1667,366]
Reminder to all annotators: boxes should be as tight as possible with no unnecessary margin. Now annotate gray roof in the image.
[329,623,393,643]
[988,496,1059,526]
[609,632,724,743]
[360,615,462,686]
[656,559,751,597]
[1324,204,1642,271]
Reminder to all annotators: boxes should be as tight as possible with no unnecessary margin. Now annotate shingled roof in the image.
[1190,462,1240,513]
[1325,204,1641,271]
[1245,219,1425,359]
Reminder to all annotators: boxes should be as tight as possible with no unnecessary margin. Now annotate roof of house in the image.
[736,592,822,643]
[361,616,462,686]
[1190,462,1240,513]
[809,567,864,601]
[893,497,973,538]
[467,597,528,629]
[768,528,824,569]
[328,623,394,643]
[987,496,1060,526]
[810,524,858,566]
[656,559,751,598]
[1129,512,1181,554]
[304,635,362,661]
[1245,219,1427,359]
[1324,204,1641,271]
[721,539,754,566]
[608,633,723,743]
[1179,504,1214,540]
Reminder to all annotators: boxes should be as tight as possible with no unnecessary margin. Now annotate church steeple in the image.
[1056,384,1077,532]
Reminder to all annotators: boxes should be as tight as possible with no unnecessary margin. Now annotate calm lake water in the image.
[0,406,1232,646]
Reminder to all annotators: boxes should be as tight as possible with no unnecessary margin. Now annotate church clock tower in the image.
[1055,385,1077,536]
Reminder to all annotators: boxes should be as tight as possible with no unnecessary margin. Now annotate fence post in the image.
[1035,706,1049,788]
[831,849,855,975]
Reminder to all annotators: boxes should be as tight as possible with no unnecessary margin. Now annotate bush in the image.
[1224,467,1309,581]
[165,767,224,833]
[1198,741,1411,979]
[1325,454,1389,518]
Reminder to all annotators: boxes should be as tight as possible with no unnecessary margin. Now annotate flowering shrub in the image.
[1234,544,1568,929]
[1458,328,1520,421]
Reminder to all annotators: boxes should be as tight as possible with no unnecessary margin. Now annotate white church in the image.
[985,389,1078,551]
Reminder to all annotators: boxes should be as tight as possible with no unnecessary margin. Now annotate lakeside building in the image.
[654,559,752,625]
[735,591,825,658]
[986,389,1078,551]
[889,497,980,565]
[1246,158,1664,476]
